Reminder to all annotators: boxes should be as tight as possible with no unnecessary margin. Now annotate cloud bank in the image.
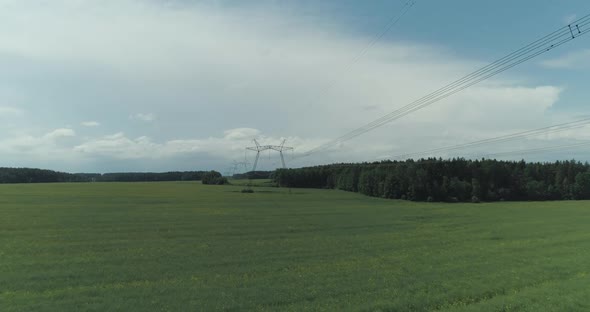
[0,0,586,172]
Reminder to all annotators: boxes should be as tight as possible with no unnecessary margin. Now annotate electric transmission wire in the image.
[304,18,590,156]
[390,117,590,159]
[299,14,590,158]
[376,139,590,165]
[337,1,415,74]
[471,140,590,159]
[299,1,415,110]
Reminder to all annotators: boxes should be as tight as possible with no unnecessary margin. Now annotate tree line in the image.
[274,159,590,202]
[231,171,273,180]
[0,168,210,184]
[0,167,276,184]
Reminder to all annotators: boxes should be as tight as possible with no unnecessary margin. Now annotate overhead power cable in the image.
[472,140,590,159]
[299,14,590,158]
[390,116,590,159]
[299,1,415,111]
[336,1,415,75]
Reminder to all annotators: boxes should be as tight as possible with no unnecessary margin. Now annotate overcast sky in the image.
[1,0,590,173]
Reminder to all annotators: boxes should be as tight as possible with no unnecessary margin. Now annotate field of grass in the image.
[1,182,590,311]
[227,179,275,187]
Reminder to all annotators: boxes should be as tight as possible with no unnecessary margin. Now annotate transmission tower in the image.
[246,139,294,171]
[234,161,250,175]
[225,160,251,177]
[274,139,294,169]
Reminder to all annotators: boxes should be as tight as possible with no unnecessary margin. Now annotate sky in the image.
[1,0,590,173]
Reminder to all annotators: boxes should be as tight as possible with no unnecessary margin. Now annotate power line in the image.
[340,1,415,73]
[471,140,590,159]
[390,117,590,159]
[299,14,590,157]
[303,20,590,156]
[298,1,415,111]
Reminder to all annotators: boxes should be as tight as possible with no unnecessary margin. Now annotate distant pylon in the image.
[246,139,294,171]
[231,160,250,176]
[275,139,292,169]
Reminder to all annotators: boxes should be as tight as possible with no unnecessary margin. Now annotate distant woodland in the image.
[274,159,590,202]
[0,168,272,184]
[4,159,590,202]
[0,168,208,184]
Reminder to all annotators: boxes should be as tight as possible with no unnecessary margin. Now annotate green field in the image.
[1,182,590,311]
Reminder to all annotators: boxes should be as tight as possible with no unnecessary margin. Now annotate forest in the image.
[274,158,590,202]
[0,168,209,184]
[0,167,274,184]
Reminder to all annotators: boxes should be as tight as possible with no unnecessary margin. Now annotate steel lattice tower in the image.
[246,139,294,171]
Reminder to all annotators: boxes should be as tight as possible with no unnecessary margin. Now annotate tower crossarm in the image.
[268,146,294,152]
[245,139,294,171]
[246,146,272,152]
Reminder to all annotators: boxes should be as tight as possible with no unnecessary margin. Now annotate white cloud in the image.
[0,1,586,171]
[0,128,78,163]
[564,14,577,25]
[224,128,260,140]
[130,113,156,122]
[72,129,317,164]
[0,106,23,115]
[81,121,100,127]
[540,49,590,69]
[44,128,76,139]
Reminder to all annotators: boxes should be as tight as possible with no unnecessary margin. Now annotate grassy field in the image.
[227,179,275,187]
[1,182,590,311]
